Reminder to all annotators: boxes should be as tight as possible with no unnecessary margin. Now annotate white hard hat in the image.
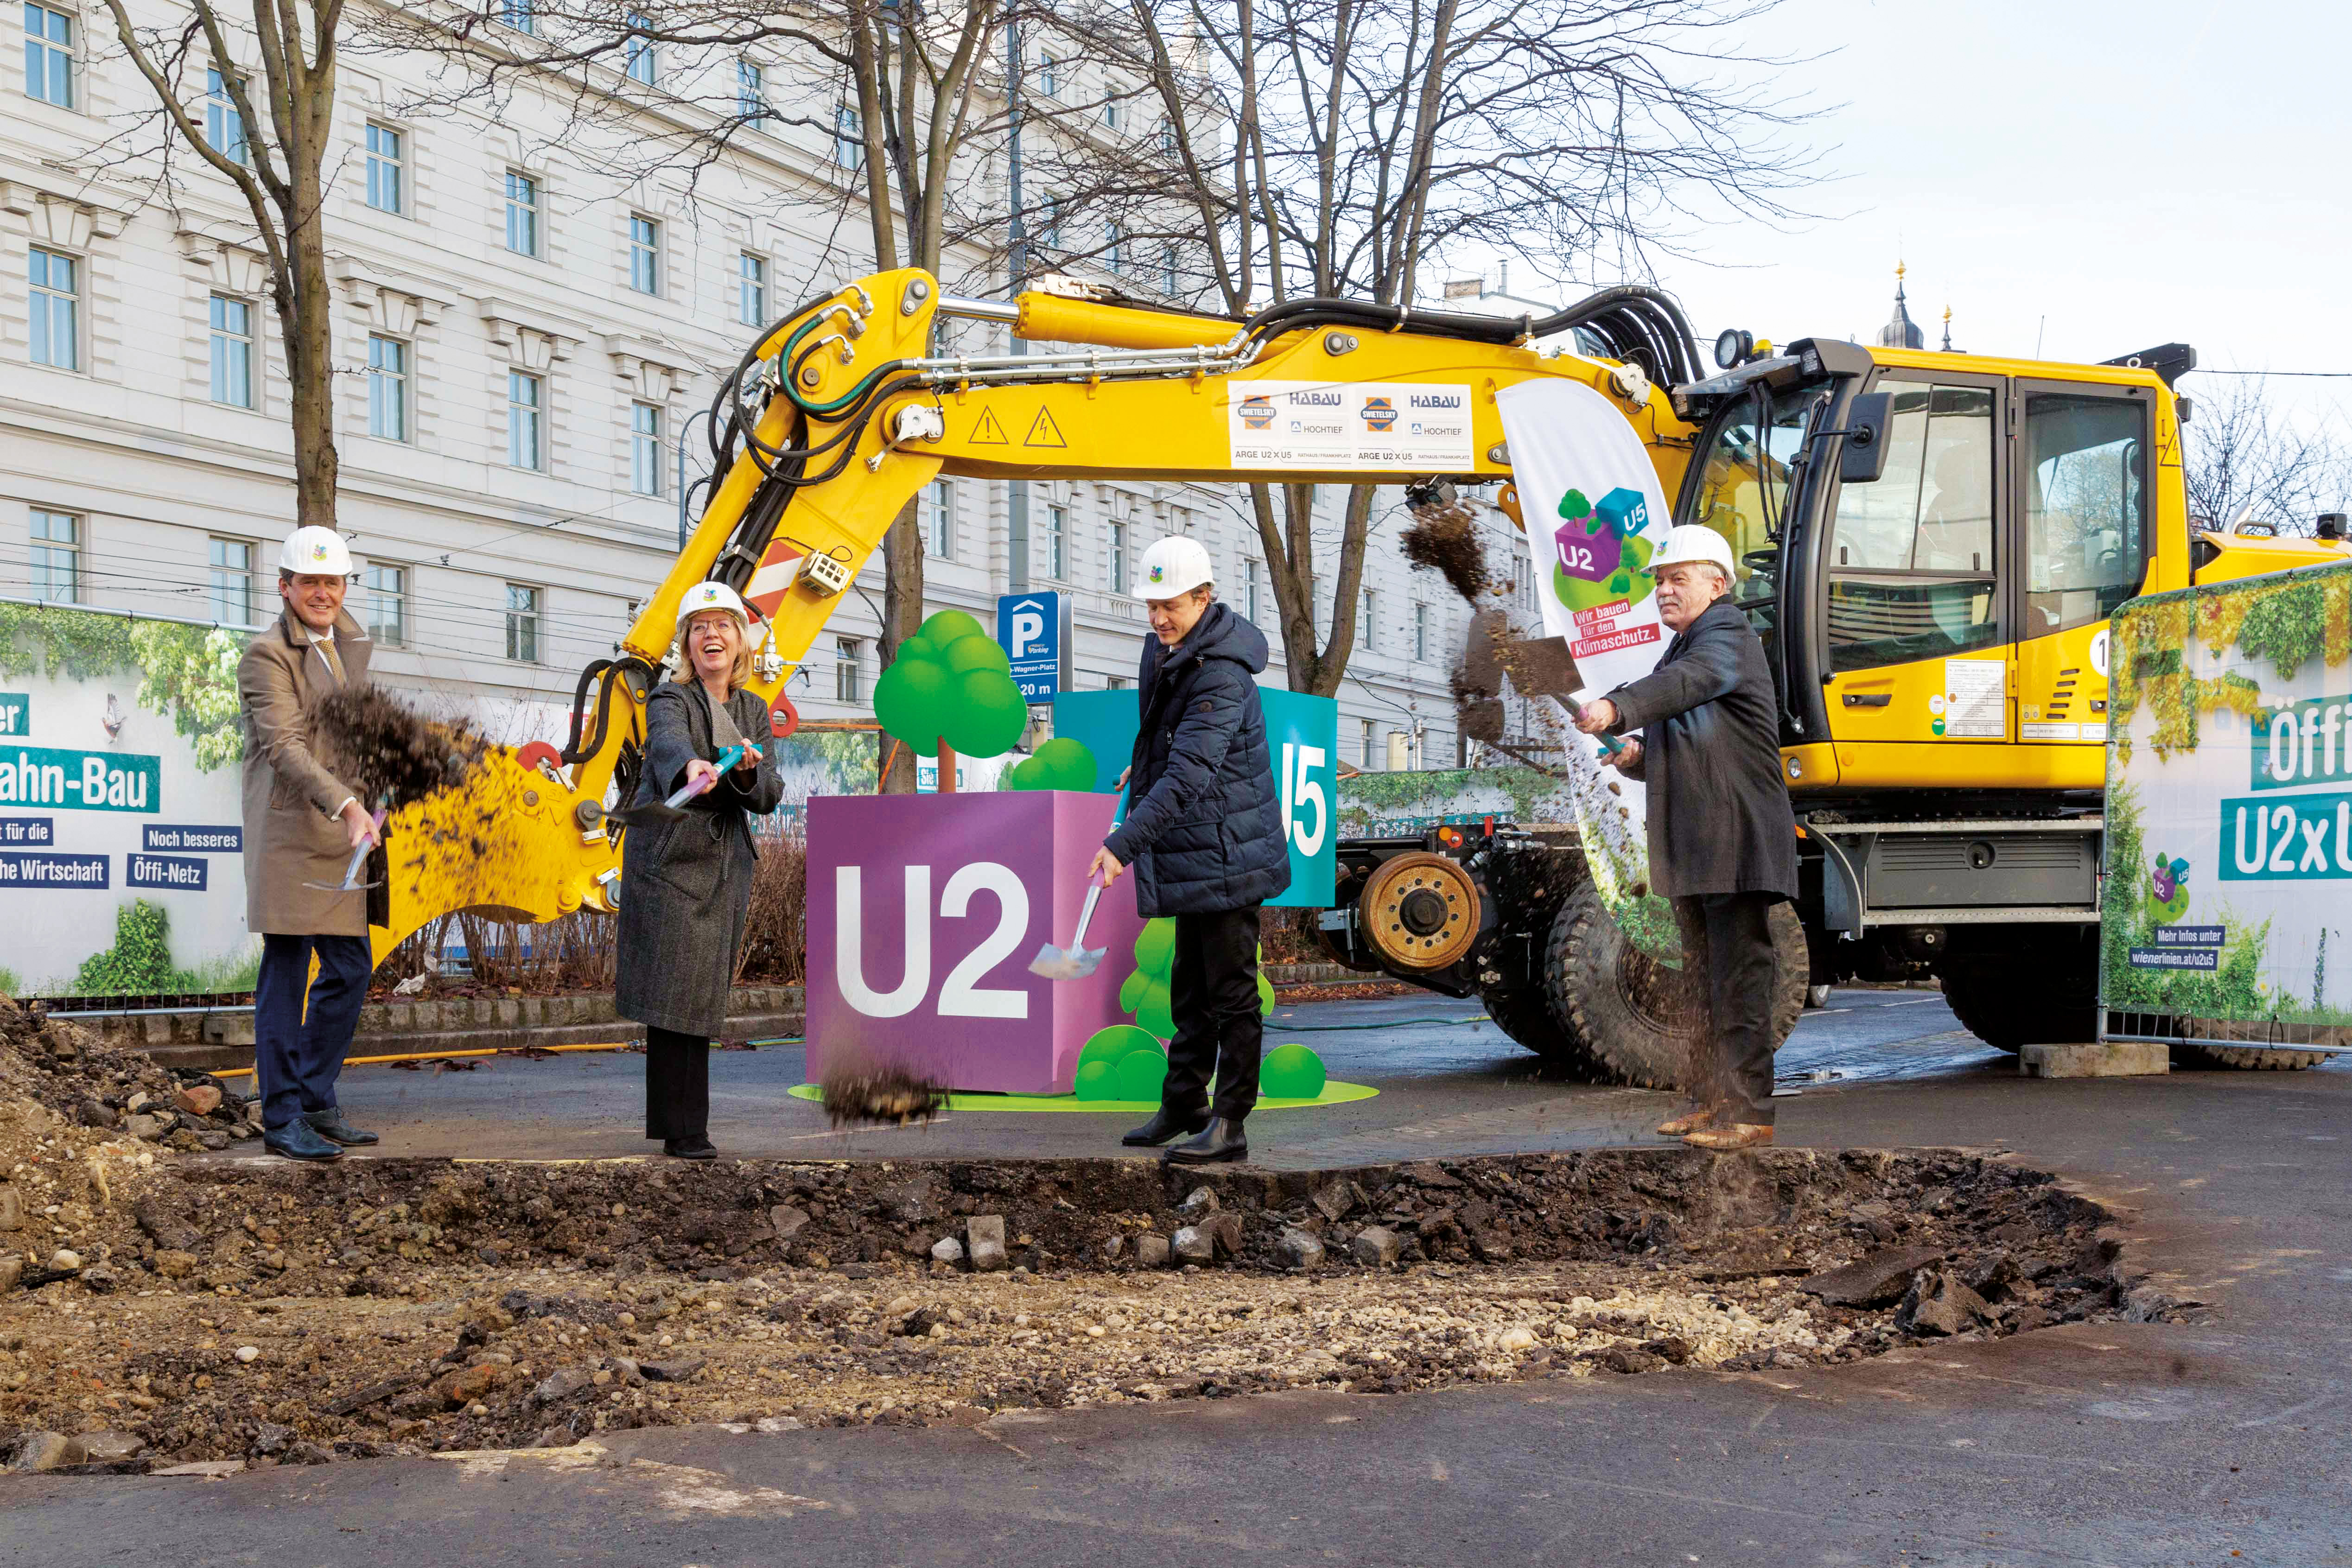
[678,581,750,625]
[279,526,354,577]
[1650,525,1736,578]
[1137,536,1214,600]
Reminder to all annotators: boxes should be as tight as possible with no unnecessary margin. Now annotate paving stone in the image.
[1797,1246,1945,1307]
[1134,1234,1171,1268]
[1351,1226,1403,1267]
[966,1215,1008,1273]
[1277,1228,1325,1270]
[1171,1225,1216,1264]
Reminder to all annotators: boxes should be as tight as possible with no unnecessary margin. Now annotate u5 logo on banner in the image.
[1279,743,1328,857]
[834,863,1030,1020]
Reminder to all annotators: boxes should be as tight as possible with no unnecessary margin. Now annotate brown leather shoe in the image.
[1684,1123,1774,1151]
[1656,1108,1717,1137]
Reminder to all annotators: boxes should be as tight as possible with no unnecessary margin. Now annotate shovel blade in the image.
[302,876,382,892]
[603,800,690,830]
[1028,943,1105,982]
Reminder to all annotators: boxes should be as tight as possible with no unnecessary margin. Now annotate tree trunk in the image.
[279,169,338,529]
[935,738,956,793]
[877,493,924,792]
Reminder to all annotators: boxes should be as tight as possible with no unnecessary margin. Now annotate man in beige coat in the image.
[238,526,381,1161]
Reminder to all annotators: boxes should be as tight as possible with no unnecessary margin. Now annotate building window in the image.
[1161,245,1178,296]
[1412,601,1430,661]
[1244,558,1264,622]
[24,2,71,107]
[507,370,544,470]
[499,0,534,32]
[736,58,769,128]
[1103,97,1120,130]
[363,122,404,214]
[622,12,655,83]
[834,637,861,703]
[1511,551,1532,609]
[204,69,246,162]
[1360,587,1377,650]
[833,103,862,169]
[1361,717,1378,768]
[1104,221,1124,276]
[1038,51,1057,97]
[208,537,255,627]
[1107,518,1129,593]
[1159,118,1177,156]
[505,583,541,662]
[1039,195,1062,250]
[364,562,407,647]
[29,508,78,603]
[208,293,254,408]
[1043,502,1067,580]
[628,214,659,294]
[738,252,767,327]
[630,402,662,496]
[925,479,954,559]
[503,171,540,256]
[1105,674,1130,691]
[365,334,408,441]
[28,246,77,371]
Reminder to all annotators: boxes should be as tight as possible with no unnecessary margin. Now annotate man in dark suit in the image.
[1091,537,1291,1165]
[1575,525,1798,1150]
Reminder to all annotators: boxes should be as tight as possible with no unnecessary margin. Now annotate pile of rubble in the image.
[0,994,2187,1476]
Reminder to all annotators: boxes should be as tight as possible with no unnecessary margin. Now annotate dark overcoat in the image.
[615,681,784,1039]
[237,607,375,937]
[1603,597,1799,901]
[1103,602,1291,917]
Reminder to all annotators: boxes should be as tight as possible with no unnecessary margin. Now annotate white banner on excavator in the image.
[1225,381,1474,471]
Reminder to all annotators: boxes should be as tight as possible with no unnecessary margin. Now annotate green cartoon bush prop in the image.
[1007,737,1099,792]
[872,610,1028,783]
[1261,1042,1327,1099]
[1074,1024,1169,1101]
[1116,917,1276,1041]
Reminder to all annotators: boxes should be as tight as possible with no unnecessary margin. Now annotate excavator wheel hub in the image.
[1361,852,1481,971]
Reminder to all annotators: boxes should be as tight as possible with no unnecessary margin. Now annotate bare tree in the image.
[2182,374,2352,534]
[99,0,347,527]
[1096,0,1817,694]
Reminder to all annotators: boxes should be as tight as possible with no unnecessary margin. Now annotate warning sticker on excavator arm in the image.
[1227,381,1474,471]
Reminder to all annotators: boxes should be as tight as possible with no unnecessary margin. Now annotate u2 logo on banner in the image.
[833,862,1031,1019]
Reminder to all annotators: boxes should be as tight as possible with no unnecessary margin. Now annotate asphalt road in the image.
[235,985,2017,1166]
[10,992,2351,1566]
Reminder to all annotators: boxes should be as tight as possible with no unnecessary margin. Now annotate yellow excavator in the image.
[372,267,2349,1077]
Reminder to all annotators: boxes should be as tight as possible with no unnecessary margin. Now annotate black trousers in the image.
[254,933,373,1132]
[644,1026,710,1140]
[1162,904,1265,1124]
[1670,891,1782,1126]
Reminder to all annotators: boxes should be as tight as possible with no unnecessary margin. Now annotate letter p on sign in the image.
[1011,609,1045,658]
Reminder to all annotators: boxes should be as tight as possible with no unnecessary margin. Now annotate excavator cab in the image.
[1672,339,2172,794]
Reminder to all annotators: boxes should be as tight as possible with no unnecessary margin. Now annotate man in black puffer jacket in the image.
[1091,537,1290,1164]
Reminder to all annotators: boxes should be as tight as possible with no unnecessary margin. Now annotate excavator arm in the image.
[372,268,1703,964]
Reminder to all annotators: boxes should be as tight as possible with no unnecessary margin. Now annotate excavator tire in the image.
[1543,882,1807,1091]
[1473,840,1598,1074]
[1939,949,2095,1055]
[1477,975,1598,1074]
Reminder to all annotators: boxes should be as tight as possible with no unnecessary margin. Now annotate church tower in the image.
[1876,261,1925,350]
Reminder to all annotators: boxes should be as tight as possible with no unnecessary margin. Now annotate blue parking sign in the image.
[997,591,1070,702]
[1051,686,1336,908]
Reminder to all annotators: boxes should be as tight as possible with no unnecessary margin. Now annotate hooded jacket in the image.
[1603,596,1799,901]
[1103,602,1292,916]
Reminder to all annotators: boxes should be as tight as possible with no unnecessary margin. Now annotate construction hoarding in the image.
[2102,561,2352,1047]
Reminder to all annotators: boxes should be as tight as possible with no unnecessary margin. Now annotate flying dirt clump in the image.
[1400,509,1492,603]
[312,686,491,807]
[815,1065,951,1128]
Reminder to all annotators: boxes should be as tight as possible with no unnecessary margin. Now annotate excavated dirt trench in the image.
[0,996,2194,1473]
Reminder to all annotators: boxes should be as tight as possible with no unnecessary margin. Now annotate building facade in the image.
[2,6,1481,774]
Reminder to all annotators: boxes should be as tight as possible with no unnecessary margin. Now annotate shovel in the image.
[605,744,756,828]
[1560,694,1628,757]
[1029,790,1129,982]
[306,805,388,893]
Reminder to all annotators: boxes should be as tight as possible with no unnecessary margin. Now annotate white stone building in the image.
[1,5,1480,776]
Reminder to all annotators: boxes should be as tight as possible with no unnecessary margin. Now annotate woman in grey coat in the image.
[615,582,784,1158]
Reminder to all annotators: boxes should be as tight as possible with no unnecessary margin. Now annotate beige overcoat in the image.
[237,607,375,936]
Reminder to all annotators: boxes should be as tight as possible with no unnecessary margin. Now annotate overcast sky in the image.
[1504,0,2351,436]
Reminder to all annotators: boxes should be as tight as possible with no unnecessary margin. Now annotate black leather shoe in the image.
[663,1136,717,1160]
[1122,1105,1209,1148]
[1163,1117,1247,1165]
[305,1107,379,1146]
[263,1120,343,1161]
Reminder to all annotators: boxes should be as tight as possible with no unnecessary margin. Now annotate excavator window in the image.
[1685,383,1813,657]
[1824,381,2001,671]
[2021,390,2148,635]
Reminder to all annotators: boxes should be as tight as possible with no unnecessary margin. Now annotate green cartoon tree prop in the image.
[1006,737,1098,792]
[1087,921,1324,1101]
[871,610,1029,792]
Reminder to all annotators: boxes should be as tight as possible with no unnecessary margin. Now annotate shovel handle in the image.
[665,744,754,809]
[1562,695,1625,756]
[1068,878,1106,951]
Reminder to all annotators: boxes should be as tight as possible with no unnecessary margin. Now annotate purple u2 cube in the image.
[805,790,1145,1094]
